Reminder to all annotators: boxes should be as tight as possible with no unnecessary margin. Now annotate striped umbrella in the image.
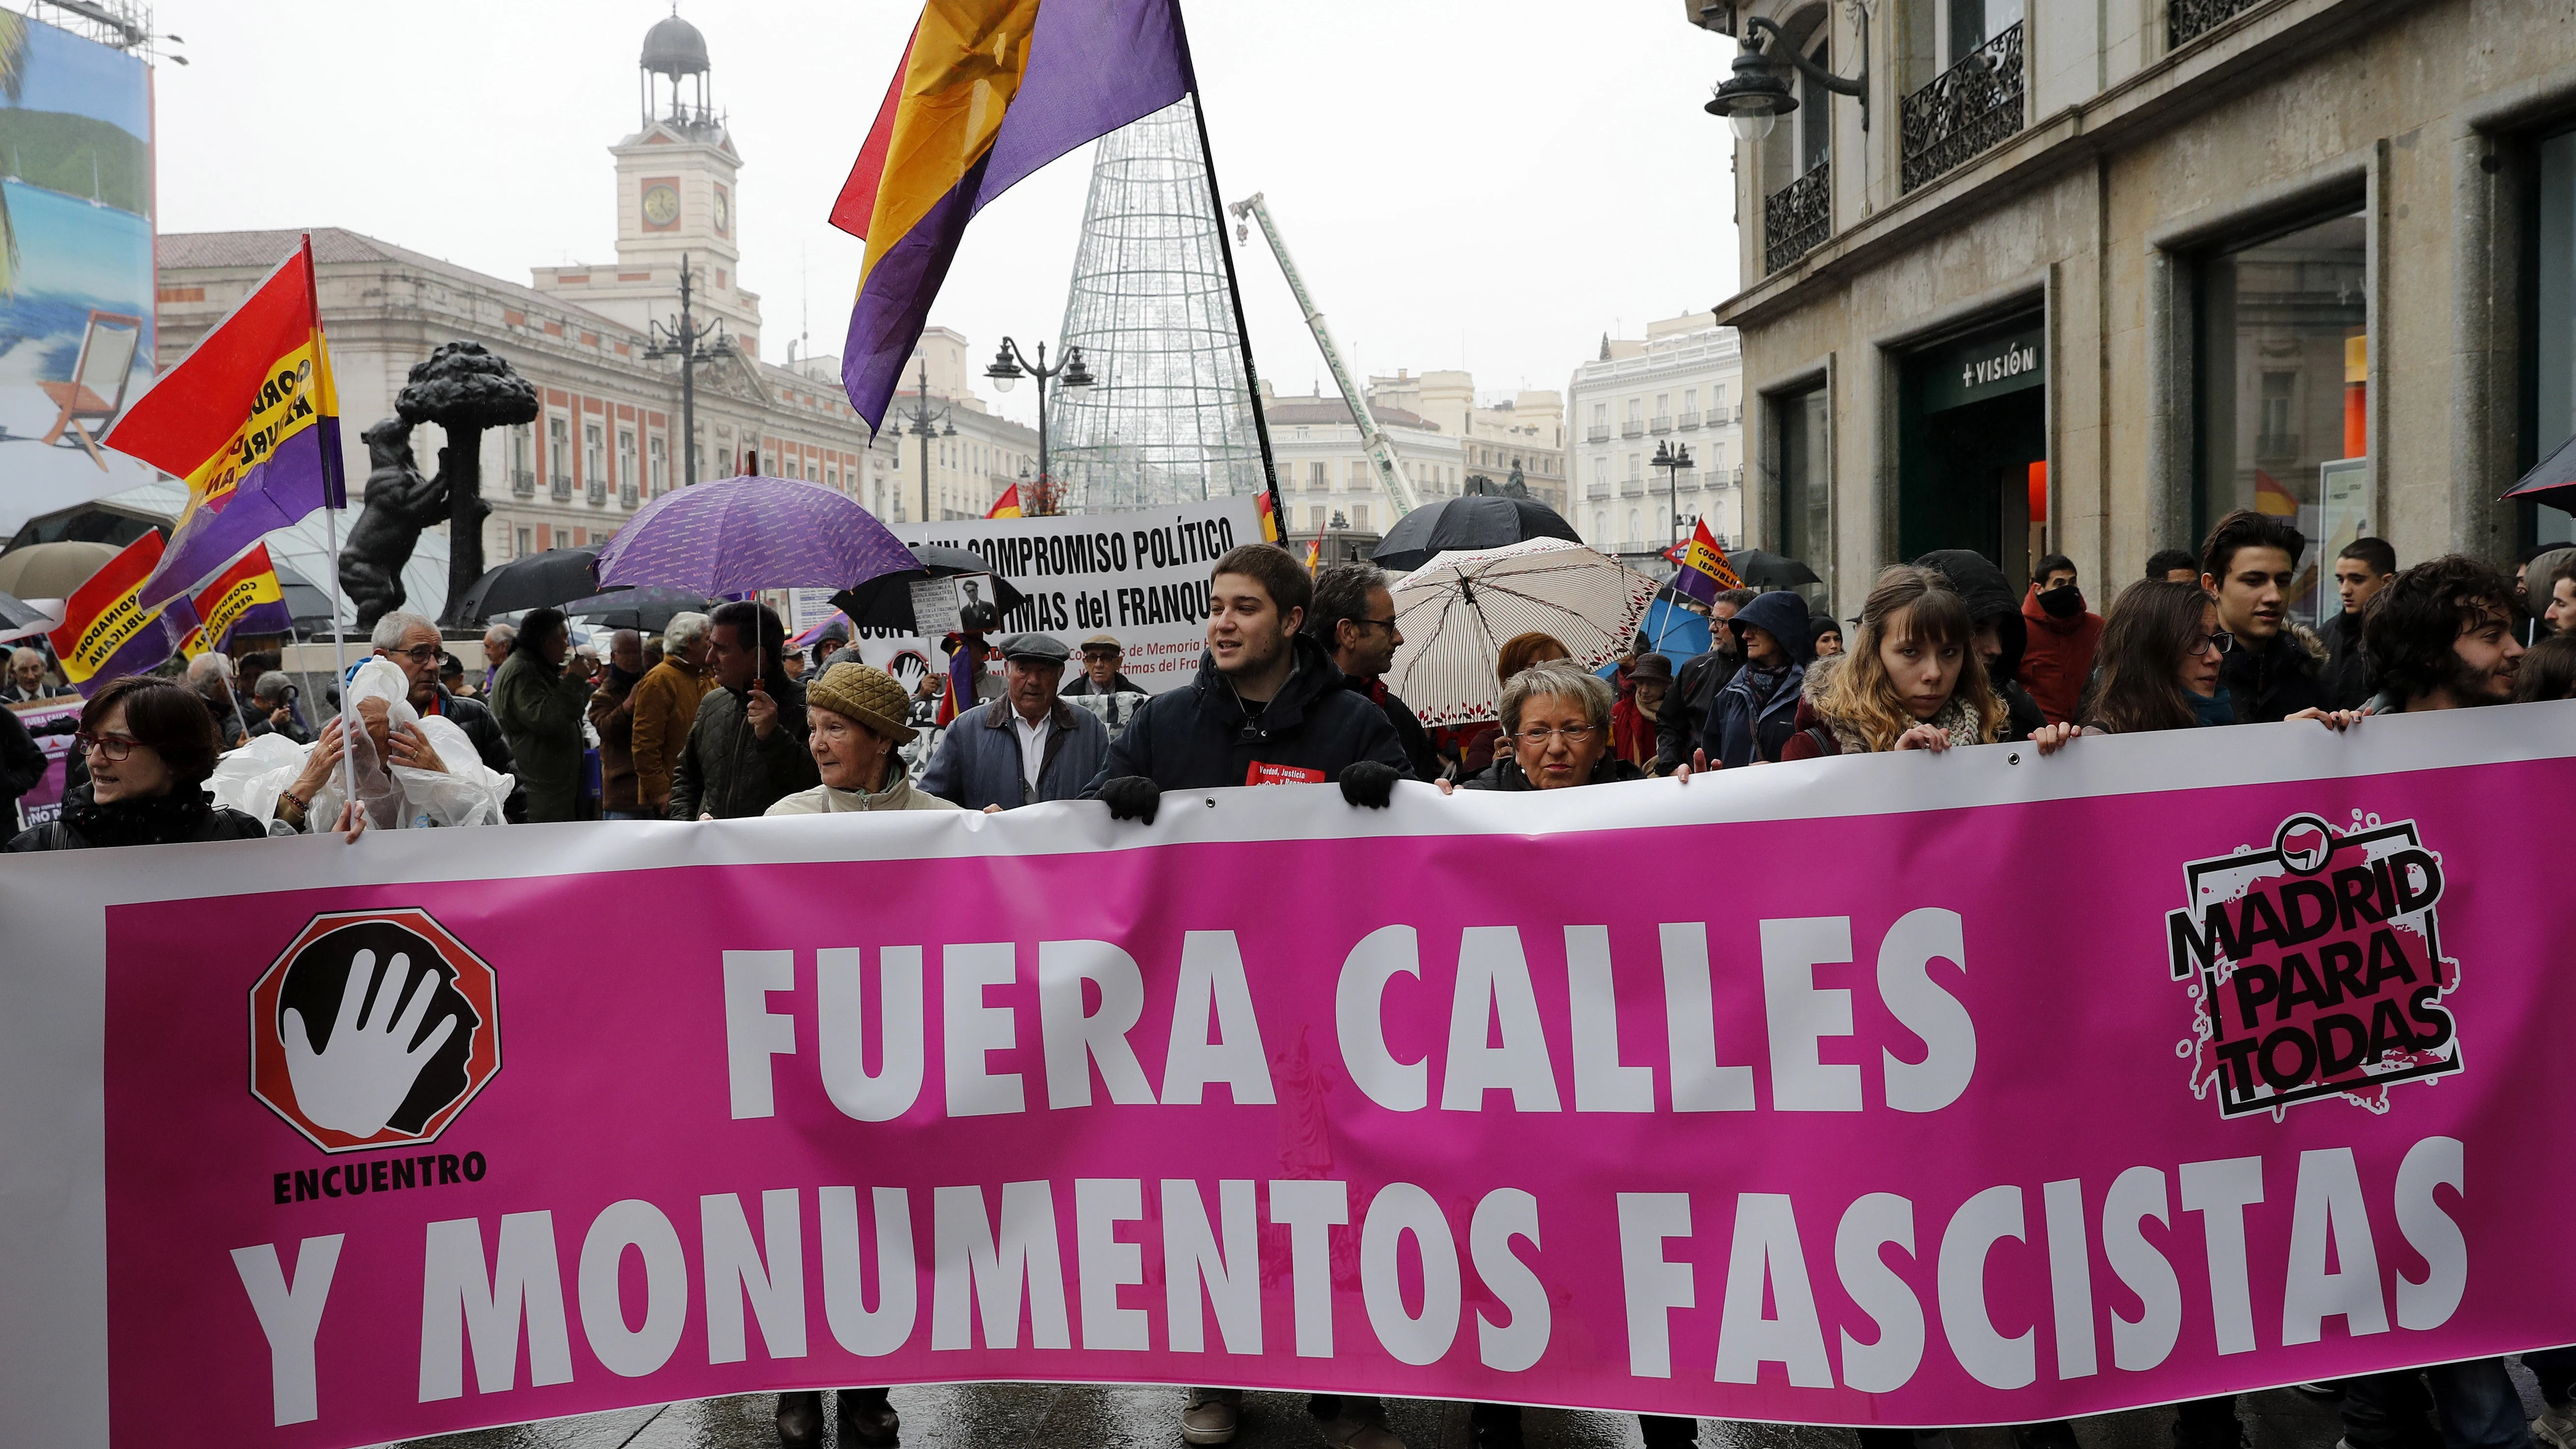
[1384,538,1662,728]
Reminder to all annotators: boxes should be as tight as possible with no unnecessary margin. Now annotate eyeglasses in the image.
[74,731,138,761]
[1513,724,1601,746]
[1346,617,1399,633]
[2189,631,2236,658]
[385,644,441,664]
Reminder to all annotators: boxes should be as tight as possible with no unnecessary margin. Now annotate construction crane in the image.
[1227,193,1422,520]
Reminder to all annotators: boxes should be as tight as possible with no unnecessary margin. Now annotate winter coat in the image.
[2318,610,2373,711]
[490,652,594,823]
[1081,633,1408,794]
[1702,591,1815,767]
[670,677,819,820]
[1610,693,1659,772]
[1063,687,1151,736]
[2019,585,2103,725]
[1341,673,1442,781]
[7,783,268,851]
[1657,646,1740,773]
[588,669,642,813]
[630,655,713,809]
[1460,753,1646,790]
[766,774,961,815]
[2217,625,2326,724]
[919,697,1110,810]
[1062,671,1145,697]
[0,704,46,824]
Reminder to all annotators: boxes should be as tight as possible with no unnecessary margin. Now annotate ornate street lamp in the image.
[1653,439,1696,555]
[1705,9,1871,138]
[985,337,1096,515]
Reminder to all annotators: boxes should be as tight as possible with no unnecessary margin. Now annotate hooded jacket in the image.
[490,651,593,822]
[1702,590,1815,767]
[1913,550,2048,742]
[1657,645,1740,773]
[1081,632,1408,794]
[2019,584,2103,725]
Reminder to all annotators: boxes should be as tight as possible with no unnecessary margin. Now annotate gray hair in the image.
[185,650,235,685]
[1498,659,1614,735]
[664,611,712,653]
[372,611,437,649]
[253,670,296,702]
[482,622,517,648]
[9,645,41,669]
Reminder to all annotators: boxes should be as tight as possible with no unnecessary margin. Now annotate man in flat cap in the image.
[1061,631,1149,733]
[918,631,1110,811]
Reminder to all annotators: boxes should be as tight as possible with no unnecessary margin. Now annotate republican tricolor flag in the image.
[105,235,345,610]
[985,483,1023,519]
[1668,518,1743,606]
[46,532,196,695]
[830,0,1195,427]
[175,544,296,658]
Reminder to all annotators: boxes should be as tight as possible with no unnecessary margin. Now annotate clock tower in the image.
[532,10,761,351]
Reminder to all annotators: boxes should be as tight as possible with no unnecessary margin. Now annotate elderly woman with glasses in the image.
[1444,658,1645,792]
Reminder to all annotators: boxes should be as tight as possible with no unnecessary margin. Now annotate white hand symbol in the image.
[282,948,459,1138]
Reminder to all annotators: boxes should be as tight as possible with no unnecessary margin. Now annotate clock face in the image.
[714,186,730,233]
[642,184,680,228]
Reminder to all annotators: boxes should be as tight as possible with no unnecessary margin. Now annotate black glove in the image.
[1096,774,1161,824]
[1339,759,1401,809]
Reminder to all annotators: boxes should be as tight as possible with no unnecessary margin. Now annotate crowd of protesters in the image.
[3,511,2574,1449]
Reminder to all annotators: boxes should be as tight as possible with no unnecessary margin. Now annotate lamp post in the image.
[1703,8,1871,138]
[886,358,956,523]
[1653,439,1695,556]
[642,252,734,490]
[984,337,1096,515]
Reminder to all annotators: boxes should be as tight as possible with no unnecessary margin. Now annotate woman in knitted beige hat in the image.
[765,662,962,815]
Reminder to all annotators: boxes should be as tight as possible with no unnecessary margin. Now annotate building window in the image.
[2195,207,2366,590]
[586,422,606,504]
[1350,503,1370,532]
[649,436,667,495]
[1349,459,1371,487]
[2529,128,2576,547]
[1775,384,1833,604]
[516,527,532,557]
[617,429,637,508]
[1309,461,1329,491]
[548,417,570,501]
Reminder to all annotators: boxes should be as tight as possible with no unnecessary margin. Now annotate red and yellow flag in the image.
[105,235,343,610]
[1668,518,1742,606]
[47,532,195,694]
[176,544,295,657]
[985,482,1023,519]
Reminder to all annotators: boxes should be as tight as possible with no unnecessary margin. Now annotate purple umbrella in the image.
[592,474,917,595]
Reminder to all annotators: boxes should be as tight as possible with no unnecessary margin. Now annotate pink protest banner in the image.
[11,694,84,829]
[4,703,2575,1449]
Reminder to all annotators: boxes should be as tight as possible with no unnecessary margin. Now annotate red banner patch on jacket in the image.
[1244,761,1325,787]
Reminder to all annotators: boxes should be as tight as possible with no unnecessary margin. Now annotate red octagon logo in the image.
[250,908,501,1153]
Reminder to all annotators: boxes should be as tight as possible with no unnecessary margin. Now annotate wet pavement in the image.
[396,1380,2386,1449]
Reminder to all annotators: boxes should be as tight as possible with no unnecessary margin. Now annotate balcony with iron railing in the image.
[619,484,639,509]
[549,474,572,502]
[1901,23,2024,195]
[1764,162,1831,275]
[1677,410,1701,430]
[1621,418,1645,438]
[1621,476,1646,497]
[1587,424,1612,443]
[510,468,535,498]
[2170,0,2264,49]
[1650,414,1673,434]
[1586,484,1611,501]
[587,479,607,506]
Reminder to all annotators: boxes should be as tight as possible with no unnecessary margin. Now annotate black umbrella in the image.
[1369,495,1583,574]
[455,549,602,624]
[830,544,1028,634]
[0,588,48,632]
[1724,549,1822,590]
[560,586,713,634]
[2506,431,2576,507]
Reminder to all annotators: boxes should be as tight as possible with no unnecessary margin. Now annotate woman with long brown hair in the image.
[2081,579,2235,732]
[1781,566,2060,758]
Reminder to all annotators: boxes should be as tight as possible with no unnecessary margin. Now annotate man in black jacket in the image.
[1304,560,1440,780]
[2320,536,2395,709]
[373,612,516,776]
[1656,587,1753,773]
[672,601,817,819]
[1085,547,1409,817]
[2201,509,2325,724]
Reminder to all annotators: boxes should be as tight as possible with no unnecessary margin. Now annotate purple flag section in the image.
[141,418,344,611]
[840,0,1194,427]
[78,596,196,699]
[214,597,296,651]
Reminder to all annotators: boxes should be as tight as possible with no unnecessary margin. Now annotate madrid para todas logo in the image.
[250,909,501,1153]
[2168,813,2460,1118]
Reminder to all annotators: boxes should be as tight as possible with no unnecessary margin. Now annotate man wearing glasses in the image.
[372,612,516,779]
[1303,561,1440,780]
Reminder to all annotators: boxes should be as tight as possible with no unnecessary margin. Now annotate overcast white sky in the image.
[150,0,1743,430]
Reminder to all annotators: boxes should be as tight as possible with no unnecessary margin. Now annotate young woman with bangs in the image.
[1782,566,2075,759]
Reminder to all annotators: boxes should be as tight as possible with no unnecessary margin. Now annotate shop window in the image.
[1774,384,1833,605]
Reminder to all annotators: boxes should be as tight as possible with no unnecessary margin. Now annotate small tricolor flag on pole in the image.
[105,235,345,610]
[830,0,1194,429]
[176,544,297,658]
[1667,518,1743,606]
[985,483,1023,519]
[47,532,194,695]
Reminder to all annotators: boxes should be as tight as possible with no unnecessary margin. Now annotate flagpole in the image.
[302,233,360,828]
[1169,5,1287,542]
